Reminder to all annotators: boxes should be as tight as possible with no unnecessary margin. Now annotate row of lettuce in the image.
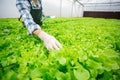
[0,18,120,80]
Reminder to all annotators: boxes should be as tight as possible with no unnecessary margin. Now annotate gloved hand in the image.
[38,31,62,50]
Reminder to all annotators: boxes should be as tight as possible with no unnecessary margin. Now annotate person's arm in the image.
[16,0,62,50]
[16,0,40,34]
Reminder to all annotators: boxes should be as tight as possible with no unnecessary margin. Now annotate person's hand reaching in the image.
[33,30,62,50]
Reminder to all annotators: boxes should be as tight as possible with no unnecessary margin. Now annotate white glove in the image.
[38,31,62,50]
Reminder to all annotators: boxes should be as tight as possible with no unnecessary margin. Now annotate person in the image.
[16,0,62,50]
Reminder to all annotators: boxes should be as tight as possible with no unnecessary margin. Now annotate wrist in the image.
[33,29,42,36]
[38,30,49,41]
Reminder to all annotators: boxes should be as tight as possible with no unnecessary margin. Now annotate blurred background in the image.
[0,0,120,18]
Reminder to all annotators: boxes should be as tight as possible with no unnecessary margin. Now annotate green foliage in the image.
[0,18,120,80]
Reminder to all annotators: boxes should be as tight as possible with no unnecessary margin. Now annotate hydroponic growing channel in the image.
[0,18,120,80]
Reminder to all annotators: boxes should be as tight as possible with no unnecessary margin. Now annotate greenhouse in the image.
[0,0,120,80]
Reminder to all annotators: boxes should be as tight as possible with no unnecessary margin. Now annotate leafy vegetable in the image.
[0,18,120,80]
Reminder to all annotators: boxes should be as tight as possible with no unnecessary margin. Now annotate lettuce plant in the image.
[0,18,120,80]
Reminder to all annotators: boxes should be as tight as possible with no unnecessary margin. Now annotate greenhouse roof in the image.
[70,0,120,11]
[77,0,120,3]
